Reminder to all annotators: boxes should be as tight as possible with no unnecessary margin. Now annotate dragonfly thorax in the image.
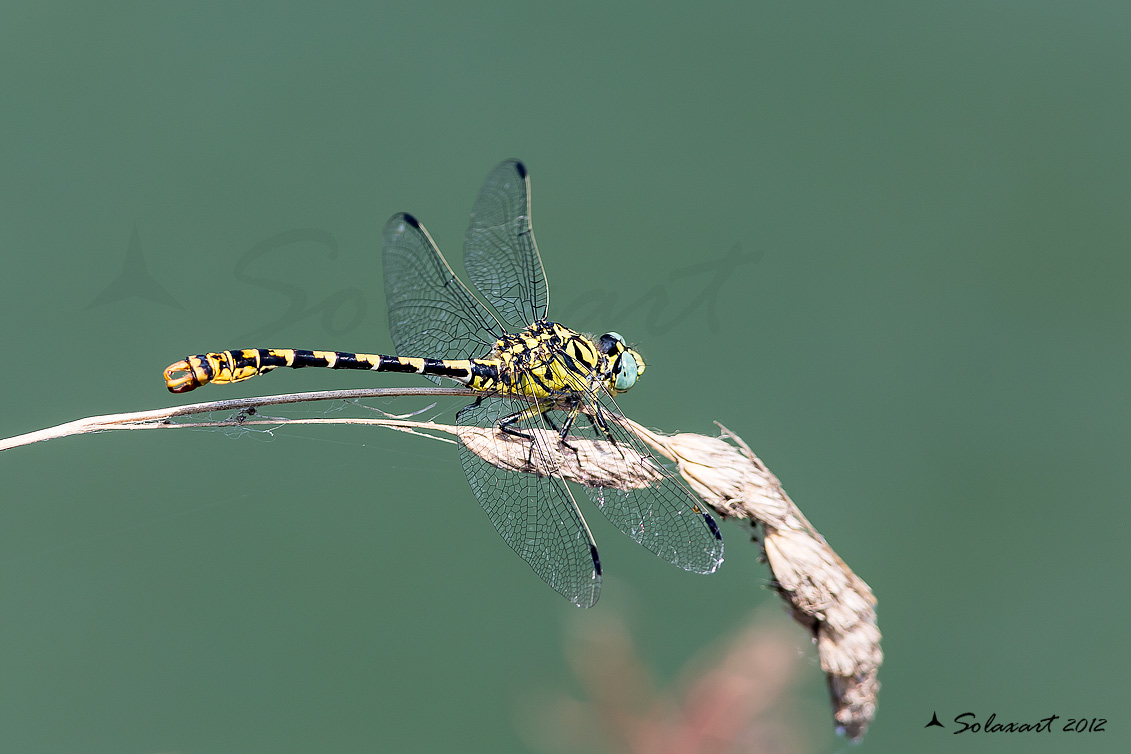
[486,321,645,400]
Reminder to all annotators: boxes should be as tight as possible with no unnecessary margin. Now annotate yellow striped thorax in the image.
[481,321,646,400]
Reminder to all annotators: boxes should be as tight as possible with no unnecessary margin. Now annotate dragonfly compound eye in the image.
[598,332,626,355]
[612,350,640,391]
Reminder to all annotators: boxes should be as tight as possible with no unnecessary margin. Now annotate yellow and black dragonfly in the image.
[164,160,723,607]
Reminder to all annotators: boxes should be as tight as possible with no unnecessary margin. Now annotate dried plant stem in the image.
[622,417,881,740]
[0,387,880,738]
[0,387,477,451]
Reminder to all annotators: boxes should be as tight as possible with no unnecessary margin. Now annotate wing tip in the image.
[385,211,422,234]
[691,511,725,574]
[704,511,723,541]
[566,546,603,608]
[706,512,725,573]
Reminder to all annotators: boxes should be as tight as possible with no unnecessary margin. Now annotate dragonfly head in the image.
[598,332,646,394]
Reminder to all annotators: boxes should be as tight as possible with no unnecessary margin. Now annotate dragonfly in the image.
[163,159,723,607]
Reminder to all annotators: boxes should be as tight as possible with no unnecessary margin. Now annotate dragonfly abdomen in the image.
[164,348,499,393]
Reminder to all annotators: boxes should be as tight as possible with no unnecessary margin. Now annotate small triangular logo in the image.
[87,225,183,310]
[925,711,944,728]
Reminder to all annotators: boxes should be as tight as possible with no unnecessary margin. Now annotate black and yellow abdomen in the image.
[164,348,500,393]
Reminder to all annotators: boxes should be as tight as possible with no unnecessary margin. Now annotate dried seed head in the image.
[455,426,665,489]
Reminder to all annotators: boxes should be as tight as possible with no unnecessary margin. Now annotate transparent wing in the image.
[568,387,725,574]
[463,159,549,330]
[383,212,505,369]
[456,393,602,608]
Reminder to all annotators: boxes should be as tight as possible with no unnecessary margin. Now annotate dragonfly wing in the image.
[456,394,602,608]
[573,389,725,575]
[383,212,505,369]
[463,160,549,330]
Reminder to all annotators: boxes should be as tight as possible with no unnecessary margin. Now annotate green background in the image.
[2,2,1128,753]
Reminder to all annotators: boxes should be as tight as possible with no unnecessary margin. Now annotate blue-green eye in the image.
[613,351,639,391]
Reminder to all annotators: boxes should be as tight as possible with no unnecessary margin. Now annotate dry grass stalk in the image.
[457,425,665,489]
[0,388,880,739]
[620,417,881,741]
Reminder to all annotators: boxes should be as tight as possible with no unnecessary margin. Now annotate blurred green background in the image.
[2,2,1128,753]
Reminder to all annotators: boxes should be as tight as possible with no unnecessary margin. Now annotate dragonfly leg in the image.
[497,398,558,442]
[545,390,588,455]
[585,402,617,442]
[497,400,561,467]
